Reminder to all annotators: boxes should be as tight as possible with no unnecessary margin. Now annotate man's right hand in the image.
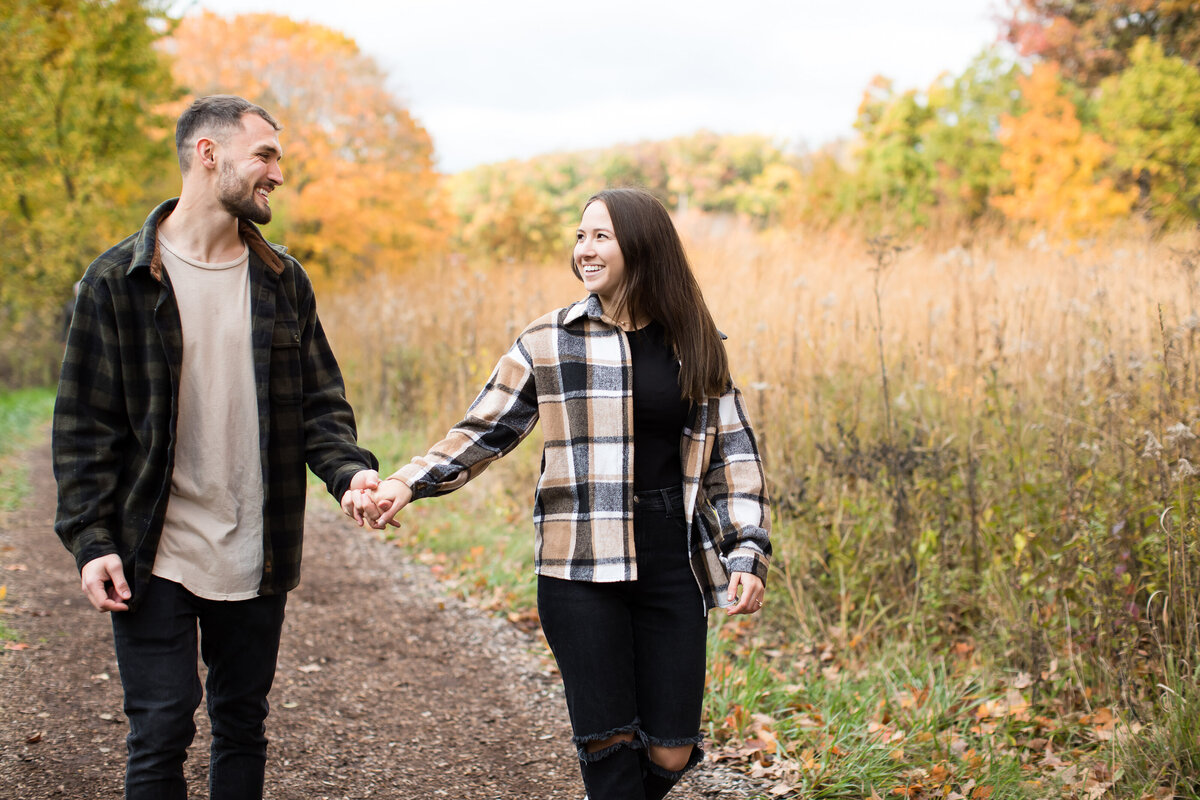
[81,554,131,612]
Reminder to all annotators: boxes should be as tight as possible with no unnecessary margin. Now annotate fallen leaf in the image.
[25,732,42,744]
[1083,707,1116,727]
[5,564,27,571]
[297,663,322,673]
[4,642,29,651]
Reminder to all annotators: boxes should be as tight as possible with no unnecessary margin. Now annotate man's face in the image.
[215,113,283,224]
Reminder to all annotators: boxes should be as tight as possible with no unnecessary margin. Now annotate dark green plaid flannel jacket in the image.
[52,199,377,609]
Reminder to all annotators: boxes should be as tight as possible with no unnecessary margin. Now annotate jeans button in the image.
[633,495,640,505]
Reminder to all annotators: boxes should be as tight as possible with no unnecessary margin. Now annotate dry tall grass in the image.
[321,215,1199,697]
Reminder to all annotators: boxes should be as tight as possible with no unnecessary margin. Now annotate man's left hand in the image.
[340,469,381,526]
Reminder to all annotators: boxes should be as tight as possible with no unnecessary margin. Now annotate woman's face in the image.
[574,201,627,312]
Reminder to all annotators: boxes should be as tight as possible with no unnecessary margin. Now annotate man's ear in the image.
[195,136,218,170]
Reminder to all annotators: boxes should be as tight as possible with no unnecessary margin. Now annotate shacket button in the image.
[633,495,640,505]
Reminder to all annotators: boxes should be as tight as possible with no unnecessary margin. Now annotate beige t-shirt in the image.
[152,232,265,600]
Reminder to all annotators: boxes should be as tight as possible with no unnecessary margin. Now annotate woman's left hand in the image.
[726,571,765,616]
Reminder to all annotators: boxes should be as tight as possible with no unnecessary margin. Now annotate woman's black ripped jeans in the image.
[538,485,707,800]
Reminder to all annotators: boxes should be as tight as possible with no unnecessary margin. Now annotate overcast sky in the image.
[187,0,1007,173]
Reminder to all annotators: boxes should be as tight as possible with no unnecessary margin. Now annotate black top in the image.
[627,321,689,491]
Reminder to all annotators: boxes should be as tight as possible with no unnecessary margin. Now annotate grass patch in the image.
[1112,647,1200,799]
[705,626,1047,798]
[0,585,19,642]
[0,387,56,511]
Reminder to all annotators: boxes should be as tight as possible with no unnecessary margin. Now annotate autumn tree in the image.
[1003,0,1200,85]
[166,12,448,288]
[991,63,1135,236]
[0,0,178,383]
[1096,37,1200,224]
[447,163,567,264]
[844,50,1022,232]
[849,76,938,228]
[922,50,1023,223]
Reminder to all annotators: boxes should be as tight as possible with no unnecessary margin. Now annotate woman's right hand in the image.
[366,477,413,529]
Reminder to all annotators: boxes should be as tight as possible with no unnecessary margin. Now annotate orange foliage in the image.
[990,63,1134,238]
[164,12,448,288]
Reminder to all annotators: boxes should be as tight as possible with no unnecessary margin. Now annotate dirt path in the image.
[0,443,761,800]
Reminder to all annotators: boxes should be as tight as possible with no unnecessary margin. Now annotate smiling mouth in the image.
[582,264,604,274]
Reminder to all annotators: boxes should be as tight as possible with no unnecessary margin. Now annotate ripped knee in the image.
[647,743,693,774]
[644,734,704,778]
[574,720,643,762]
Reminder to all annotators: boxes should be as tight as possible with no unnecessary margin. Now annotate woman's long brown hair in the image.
[571,187,729,403]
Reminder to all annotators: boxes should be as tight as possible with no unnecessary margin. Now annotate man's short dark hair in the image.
[175,95,281,173]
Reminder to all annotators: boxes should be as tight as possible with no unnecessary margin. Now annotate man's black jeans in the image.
[111,576,286,800]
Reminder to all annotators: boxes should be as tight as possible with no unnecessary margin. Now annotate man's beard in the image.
[218,161,272,224]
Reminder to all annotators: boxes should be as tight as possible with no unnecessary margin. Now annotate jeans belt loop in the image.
[660,487,674,517]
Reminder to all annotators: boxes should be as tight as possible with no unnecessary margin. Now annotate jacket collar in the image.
[563,294,617,328]
[127,198,287,281]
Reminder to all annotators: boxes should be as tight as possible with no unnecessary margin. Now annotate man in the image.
[53,95,380,800]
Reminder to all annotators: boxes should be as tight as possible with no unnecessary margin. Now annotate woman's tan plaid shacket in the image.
[392,295,771,612]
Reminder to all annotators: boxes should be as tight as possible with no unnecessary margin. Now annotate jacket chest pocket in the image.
[270,322,303,405]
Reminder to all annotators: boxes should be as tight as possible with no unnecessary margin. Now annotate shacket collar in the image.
[125,198,287,281]
[563,293,625,329]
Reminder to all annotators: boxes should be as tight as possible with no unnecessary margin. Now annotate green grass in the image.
[0,574,17,641]
[0,387,55,511]
[0,387,56,644]
[704,626,1046,799]
[1112,648,1200,799]
[0,610,18,642]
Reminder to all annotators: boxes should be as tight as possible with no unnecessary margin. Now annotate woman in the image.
[347,187,771,800]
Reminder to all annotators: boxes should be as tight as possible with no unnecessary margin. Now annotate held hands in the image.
[726,571,765,616]
[340,469,412,529]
